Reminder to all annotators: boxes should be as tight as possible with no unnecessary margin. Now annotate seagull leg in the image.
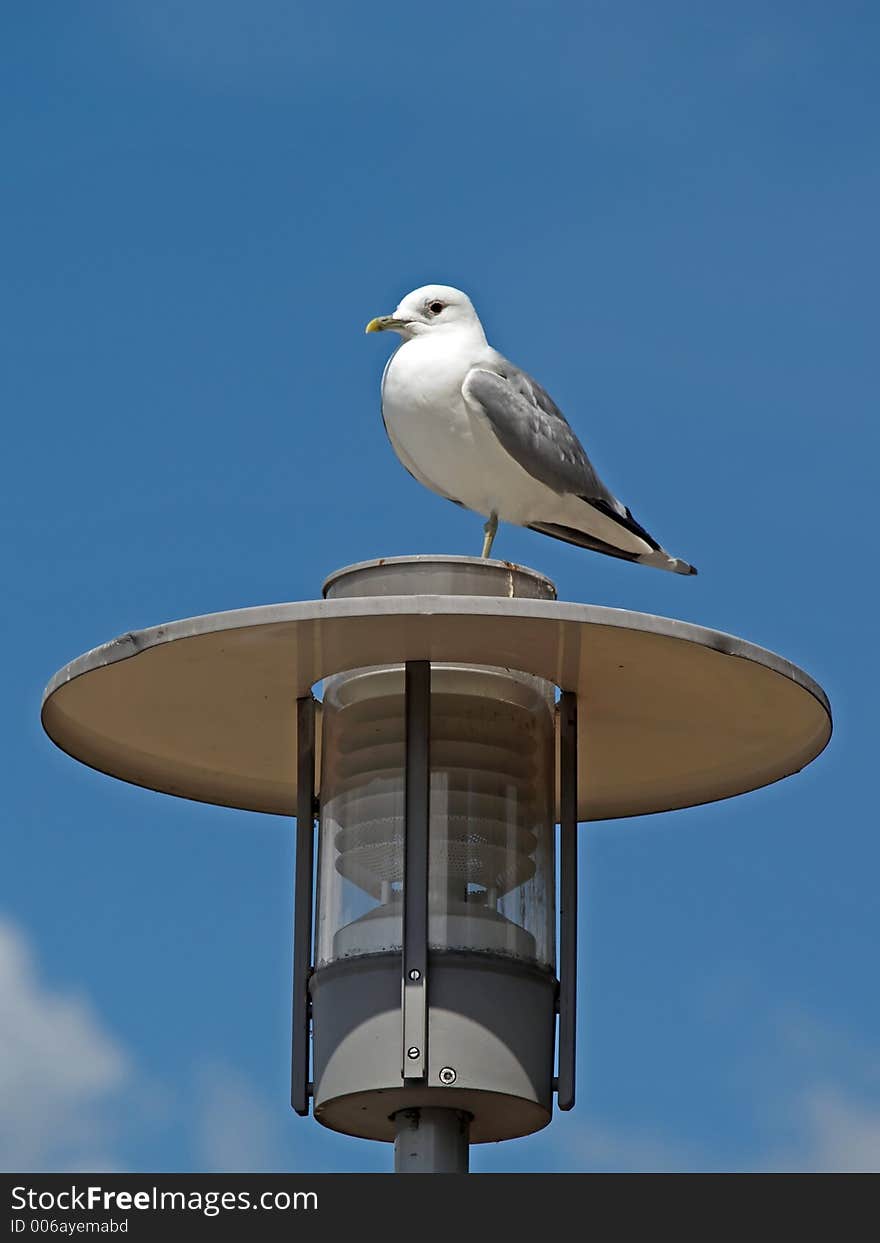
[481,512,498,559]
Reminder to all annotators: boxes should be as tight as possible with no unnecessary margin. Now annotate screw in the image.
[408,969,421,981]
[439,1066,457,1085]
[407,1047,420,1060]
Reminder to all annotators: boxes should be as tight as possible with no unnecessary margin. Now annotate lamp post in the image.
[41,555,831,1173]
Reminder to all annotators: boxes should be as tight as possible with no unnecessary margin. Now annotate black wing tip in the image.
[584,497,664,553]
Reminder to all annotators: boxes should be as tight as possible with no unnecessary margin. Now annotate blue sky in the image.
[2,1,878,1171]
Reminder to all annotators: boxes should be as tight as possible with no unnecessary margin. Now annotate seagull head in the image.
[366,284,486,342]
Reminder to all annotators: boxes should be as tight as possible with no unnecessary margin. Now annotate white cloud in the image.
[549,1083,879,1168]
[547,999,880,1174]
[193,1060,284,1172]
[547,1089,880,1174]
[0,918,130,1171]
[0,915,324,1173]
[759,1006,880,1171]
[803,1088,880,1172]
[767,1087,880,1173]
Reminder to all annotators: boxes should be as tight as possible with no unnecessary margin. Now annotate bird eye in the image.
[428,300,445,315]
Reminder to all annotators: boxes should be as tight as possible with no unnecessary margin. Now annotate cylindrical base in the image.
[323,555,556,602]
[310,951,556,1143]
[393,1108,470,1174]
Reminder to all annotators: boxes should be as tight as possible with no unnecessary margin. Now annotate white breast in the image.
[380,336,550,521]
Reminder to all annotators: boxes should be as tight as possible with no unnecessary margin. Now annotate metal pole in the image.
[393,1108,470,1174]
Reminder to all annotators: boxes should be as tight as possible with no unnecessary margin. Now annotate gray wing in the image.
[462,358,668,552]
[462,360,621,507]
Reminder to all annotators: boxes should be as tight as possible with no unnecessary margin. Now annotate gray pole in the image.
[393,1108,470,1173]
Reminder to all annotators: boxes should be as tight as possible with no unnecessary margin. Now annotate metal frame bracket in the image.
[291,694,316,1115]
[402,660,431,1082]
[557,689,578,1111]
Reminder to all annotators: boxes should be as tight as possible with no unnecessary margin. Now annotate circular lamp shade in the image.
[41,583,831,822]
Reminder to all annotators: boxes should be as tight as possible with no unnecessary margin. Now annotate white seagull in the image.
[366,284,696,575]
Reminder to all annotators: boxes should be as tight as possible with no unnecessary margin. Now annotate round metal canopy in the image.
[41,590,831,822]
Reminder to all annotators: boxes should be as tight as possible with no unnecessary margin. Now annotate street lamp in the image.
[41,555,831,1172]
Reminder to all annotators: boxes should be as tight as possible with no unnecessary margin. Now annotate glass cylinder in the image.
[315,663,556,970]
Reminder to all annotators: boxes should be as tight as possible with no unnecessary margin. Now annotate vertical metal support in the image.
[557,690,578,1111]
[393,1108,470,1173]
[402,660,430,1082]
[291,695,316,1116]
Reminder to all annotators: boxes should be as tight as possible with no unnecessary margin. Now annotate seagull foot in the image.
[481,512,498,559]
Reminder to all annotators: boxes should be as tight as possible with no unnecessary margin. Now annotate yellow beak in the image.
[365,315,406,334]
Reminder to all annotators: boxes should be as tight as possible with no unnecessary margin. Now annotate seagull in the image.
[366,284,697,574]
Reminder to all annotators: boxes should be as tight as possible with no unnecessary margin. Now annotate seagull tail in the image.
[527,521,698,575]
[584,498,698,575]
[637,549,698,576]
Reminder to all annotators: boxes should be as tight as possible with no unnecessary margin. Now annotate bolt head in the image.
[408,969,421,981]
[407,1046,420,1060]
[439,1066,457,1085]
